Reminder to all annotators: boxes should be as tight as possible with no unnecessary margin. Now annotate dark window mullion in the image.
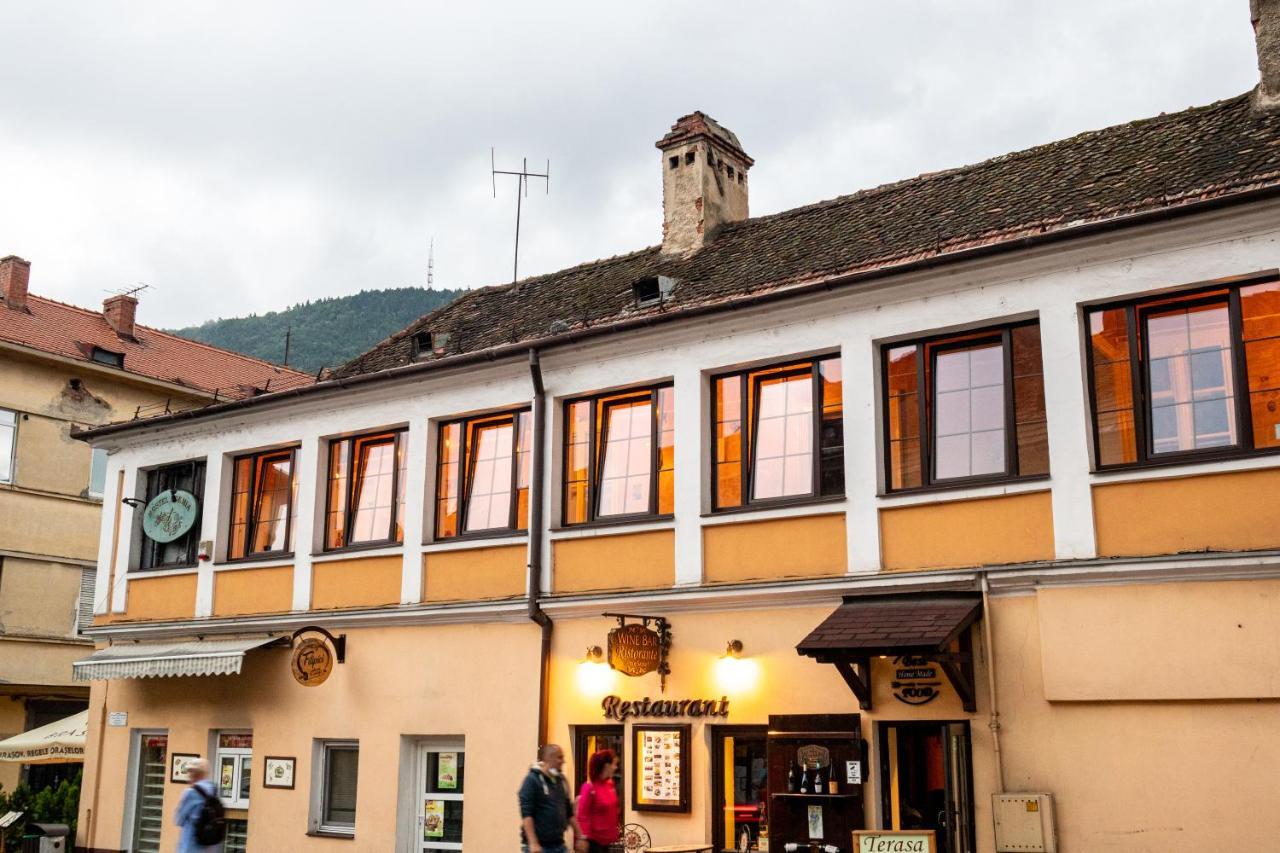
[810,361,822,497]
[1228,287,1255,450]
[587,400,599,523]
[1126,306,1148,464]
[458,422,474,533]
[281,448,297,554]
[739,373,748,506]
[1002,327,1017,478]
[1084,311,1105,469]
[918,345,932,487]
[388,433,403,541]
[507,416,521,531]
[649,388,660,516]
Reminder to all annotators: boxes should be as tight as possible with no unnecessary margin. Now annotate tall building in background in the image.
[0,255,311,793]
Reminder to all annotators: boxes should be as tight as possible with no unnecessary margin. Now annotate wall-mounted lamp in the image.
[723,639,744,659]
[715,639,757,692]
[584,645,604,663]
[121,497,146,508]
[577,645,614,695]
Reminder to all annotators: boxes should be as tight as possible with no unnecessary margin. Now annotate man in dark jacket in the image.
[519,743,583,853]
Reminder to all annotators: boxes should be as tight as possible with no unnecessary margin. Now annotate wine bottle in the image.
[787,762,799,793]
[799,763,811,794]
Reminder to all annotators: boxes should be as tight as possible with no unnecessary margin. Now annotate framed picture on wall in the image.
[263,756,296,789]
[170,753,200,783]
[631,724,690,813]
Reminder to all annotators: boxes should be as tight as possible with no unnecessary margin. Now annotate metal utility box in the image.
[992,793,1057,853]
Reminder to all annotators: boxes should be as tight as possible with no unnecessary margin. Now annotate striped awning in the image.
[73,636,279,681]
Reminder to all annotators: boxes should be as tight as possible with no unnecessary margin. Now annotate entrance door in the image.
[711,726,767,852]
[878,722,974,853]
[129,733,168,853]
[416,742,465,851]
[573,725,624,836]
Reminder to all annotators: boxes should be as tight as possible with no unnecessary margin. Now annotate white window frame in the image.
[310,739,359,837]
[216,743,253,810]
[0,408,16,484]
[88,447,109,498]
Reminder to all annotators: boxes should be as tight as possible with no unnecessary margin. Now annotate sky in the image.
[0,1,1263,329]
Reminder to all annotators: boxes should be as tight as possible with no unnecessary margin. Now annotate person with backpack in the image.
[174,757,226,853]
[576,749,619,853]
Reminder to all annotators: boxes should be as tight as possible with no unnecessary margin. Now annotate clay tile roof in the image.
[0,294,313,400]
[338,92,1280,380]
[796,593,983,655]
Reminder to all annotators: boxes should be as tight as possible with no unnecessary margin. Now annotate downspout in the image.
[980,573,1005,793]
[527,349,553,748]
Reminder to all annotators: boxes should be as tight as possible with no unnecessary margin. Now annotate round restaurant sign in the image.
[291,637,334,687]
[141,490,199,543]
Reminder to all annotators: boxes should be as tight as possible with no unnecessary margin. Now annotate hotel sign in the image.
[141,490,198,543]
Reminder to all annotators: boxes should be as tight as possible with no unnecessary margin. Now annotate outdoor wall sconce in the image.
[577,645,615,695]
[723,639,744,658]
[715,639,757,693]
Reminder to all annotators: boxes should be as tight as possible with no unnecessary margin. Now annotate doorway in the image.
[877,722,974,853]
[710,726,767,853]
[127,732,168,853]
[415,740,465,852]
[573,724,624,836]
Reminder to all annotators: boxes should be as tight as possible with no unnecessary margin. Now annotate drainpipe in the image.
[980,573,1005,793]
[527,350,553,748]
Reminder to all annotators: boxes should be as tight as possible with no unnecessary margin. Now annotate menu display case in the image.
[766,714,865,852]
[633,723,691,812]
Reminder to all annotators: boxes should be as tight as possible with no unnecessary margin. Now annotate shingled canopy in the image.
[797,593,983,712]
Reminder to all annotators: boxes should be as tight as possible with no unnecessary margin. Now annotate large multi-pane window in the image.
[435,410,532,538]
[1086,275,1280,467]
[712,357,843,510]
[883,323,1047,491]
[140,460,206,570]
[0,408,15,484]
[564,385,674,524]
[324,430,407,550]
[228,448,297,560]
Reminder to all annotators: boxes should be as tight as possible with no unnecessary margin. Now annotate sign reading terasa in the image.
[142,490,199,543]
[602,695,729,721]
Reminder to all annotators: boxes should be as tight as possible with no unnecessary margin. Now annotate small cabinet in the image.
[766,714,865,852]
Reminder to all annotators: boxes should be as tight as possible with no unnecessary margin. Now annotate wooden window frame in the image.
[710,357,842,512]
[1085,272,1280,472]
[227,447,297,561]
[881,322,1043,494]
[434,408,530,540]
[562,384,673,527]
[140,459,206,570]
[323,429,406,552]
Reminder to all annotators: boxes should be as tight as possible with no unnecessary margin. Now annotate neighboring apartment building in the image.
[0,256,311,795]
[73,7,1280,853]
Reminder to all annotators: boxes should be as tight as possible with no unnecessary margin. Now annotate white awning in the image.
[0,711,88,764]
[73,636,280,681]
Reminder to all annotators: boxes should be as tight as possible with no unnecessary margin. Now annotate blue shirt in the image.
[174,779,223,853]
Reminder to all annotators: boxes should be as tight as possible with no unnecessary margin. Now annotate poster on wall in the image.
[423,799,445,839]
[631,724,690,813]
[438,752,458,789]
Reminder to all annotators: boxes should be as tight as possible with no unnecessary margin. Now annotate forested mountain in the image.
[169,287,464,373]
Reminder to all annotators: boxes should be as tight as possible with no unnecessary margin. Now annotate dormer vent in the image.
[633,275,677,307]
[413,330,452,358]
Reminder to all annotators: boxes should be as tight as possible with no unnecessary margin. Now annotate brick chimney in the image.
[1255,0,1280,112]
[0,255,31,311]
[656,112,753,255]
[103,294,138,339]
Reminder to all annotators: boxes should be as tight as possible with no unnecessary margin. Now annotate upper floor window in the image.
[88,448,108,498]
[0,408,15,484]
[90,346,124,368]
[712,357,843,510]
[228,448,296,560]
[140,459,206,570]
[1086,275,1280,468]
[564,385,674,524]
[883,322,1047,491]
[324,430,407,550]
[435,410,532,538]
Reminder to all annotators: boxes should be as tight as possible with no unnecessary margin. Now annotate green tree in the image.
[0,771,82,853]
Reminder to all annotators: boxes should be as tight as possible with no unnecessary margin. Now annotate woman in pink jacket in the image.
[577,749,619,853]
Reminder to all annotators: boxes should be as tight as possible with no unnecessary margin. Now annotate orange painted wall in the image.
[310,555,402,610]
[213,566,295,617]
[120,573,197,622]
[552,530,674,593]
[702,513,847,583]
[1093,467,1280,557]
[879,491,1054,571]
[423,544,527,602]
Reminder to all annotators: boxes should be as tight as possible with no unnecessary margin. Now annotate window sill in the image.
[219,553,296,568]
[879,474,1050,503]
[550,514,674,534]
[701,495,847,521]
[125,565,199,579]
[313,541,405,560]
[1089,447,1280,483]
[426,529,529,548]
[307,828,355,839]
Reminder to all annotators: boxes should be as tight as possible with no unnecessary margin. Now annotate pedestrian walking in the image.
[577,748,620,853]
[173,757,226,853]
[519,743,585,853]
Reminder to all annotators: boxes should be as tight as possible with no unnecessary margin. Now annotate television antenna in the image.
[105,282,151,299]
[491,148,549,284]
[427,237,435,289]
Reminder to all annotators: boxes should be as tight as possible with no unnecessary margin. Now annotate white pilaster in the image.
[291,434,322,611]
[400,420,428,604]
[110,463,138,613]
[672,364,704,586]
[1040,299,1098,559]
[193,453,220,617]
[842,331,882,573]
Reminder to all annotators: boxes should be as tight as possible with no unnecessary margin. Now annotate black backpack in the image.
[193,785,227,845]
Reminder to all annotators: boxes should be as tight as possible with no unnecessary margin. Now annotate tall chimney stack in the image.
[103,294,138,339]
[656,112,753,255]
[1255,0,1280,112]
[0,255,31,311]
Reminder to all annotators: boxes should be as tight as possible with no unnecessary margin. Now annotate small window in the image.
[883,322,1046,491]
[325,430,408,550]
[414,330,451,358]
[0,408,15,484]
[228,448,297,560]
[435,409,532,539]
[90,346,125,367]
[140,460,206,570]
[88,447,109,498]
[1086,275,1280,468]
[564,385,674,524]
[216,732,253,811]
[633,276,675,307]
[669,155,679,170]
[314,740,358,836]
[713,357,843,510]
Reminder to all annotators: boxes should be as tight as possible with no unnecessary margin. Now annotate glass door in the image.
[711,726,768,852]
[130,734,167,853]
[573,725,624,836]
[417,743,465,851]
[878,722,974,853]
[942,723,974,853]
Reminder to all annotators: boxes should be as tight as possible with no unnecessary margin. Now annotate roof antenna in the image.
[105,282,151,299]
[283,325,292,366]
[427,237,435,290]
[491,148,550,284]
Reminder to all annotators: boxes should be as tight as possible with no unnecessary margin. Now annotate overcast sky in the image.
[0,1,1262,329]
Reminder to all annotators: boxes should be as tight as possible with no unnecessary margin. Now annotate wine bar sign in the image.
[605,612,671,691]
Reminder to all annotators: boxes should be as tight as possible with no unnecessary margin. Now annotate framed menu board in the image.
[631,723,690,813]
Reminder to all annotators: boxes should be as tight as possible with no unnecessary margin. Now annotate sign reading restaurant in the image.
[602,695,729,721]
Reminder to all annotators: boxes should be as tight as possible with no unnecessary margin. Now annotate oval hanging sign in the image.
[141,490,199,543]
[291,637,334,687]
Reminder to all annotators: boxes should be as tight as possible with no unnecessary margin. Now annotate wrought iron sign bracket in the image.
[291,625,346,664]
